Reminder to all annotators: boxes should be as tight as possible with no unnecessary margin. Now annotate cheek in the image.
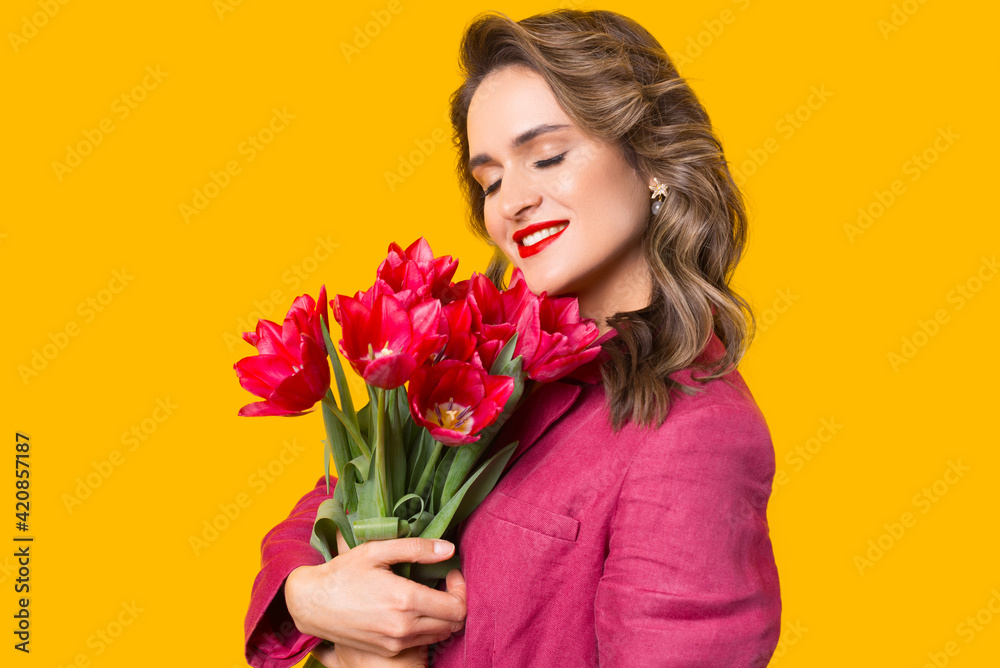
[484,213,504,247]
[594,163,647,236]
[484,213,518,265]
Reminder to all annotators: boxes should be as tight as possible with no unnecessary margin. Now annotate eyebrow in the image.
[468,123,570,171]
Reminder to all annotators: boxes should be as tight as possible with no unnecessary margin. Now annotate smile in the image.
[514,220,569,258]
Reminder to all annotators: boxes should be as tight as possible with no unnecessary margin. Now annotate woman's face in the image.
[467,64,653,318]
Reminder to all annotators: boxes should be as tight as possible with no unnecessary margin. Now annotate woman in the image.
[244,8,781,667]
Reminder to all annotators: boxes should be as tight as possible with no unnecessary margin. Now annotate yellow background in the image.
[3,0,997,665]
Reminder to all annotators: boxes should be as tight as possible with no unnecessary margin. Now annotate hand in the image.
[285,528,467,657]
[309,641,428,668]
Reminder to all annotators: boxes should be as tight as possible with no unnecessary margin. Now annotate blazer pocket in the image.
[484,491,580,542]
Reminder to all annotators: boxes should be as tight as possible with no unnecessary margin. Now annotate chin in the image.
[519,271,572,298]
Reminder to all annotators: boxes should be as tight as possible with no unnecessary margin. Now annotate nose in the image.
[495,167,542,221]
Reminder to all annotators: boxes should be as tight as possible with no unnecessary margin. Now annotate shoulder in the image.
[623,336,774,485]
[661,368,770,447]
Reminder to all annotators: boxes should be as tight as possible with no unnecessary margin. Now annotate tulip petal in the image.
[298,334,332,396]
[238,400,310,417]
[236,354,296,395]
[269,371,324,412]
[363,353,417,389]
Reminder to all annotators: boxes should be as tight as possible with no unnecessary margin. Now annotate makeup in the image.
[514,220,569,258]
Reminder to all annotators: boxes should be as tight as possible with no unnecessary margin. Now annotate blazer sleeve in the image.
[594,402,782,667]
[244,474,336,668]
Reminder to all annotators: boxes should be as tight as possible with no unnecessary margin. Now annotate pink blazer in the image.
[244,330,782,667]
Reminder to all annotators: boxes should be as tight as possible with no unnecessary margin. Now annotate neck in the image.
[577,260,652,336]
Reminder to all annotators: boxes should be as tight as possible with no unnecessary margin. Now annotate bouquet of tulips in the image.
[234,238,601,584]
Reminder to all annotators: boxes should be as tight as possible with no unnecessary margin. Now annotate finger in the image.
[445,569,467,609]
[335,527,349,556]
[403,581,467,625]
[404,632,455,647]
[362,537,455,567]
[394,644,430,668]
[335,642,426,666]
[399,609,466,636]
[311,642,341,668]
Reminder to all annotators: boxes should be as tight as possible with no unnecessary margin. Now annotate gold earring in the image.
[649,177,668,215]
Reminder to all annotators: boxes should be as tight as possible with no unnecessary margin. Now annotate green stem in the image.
[375,387,390,515]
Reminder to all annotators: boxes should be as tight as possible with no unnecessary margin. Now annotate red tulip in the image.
[335,290,444,389]
[376,237,459,306]
[439,278,470,305]
[235,286,331,417]
[465,273,522,371]
[407,360,515,445]
[466,269,600,381]
[515,292,602,382]
[436,298,478,364]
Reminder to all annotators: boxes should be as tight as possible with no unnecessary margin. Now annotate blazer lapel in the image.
[489,380,583,473]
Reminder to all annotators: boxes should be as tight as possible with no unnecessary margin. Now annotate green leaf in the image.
[420,441,517,540]
[355,473,384,520]
[311,497,355,560]
[320,316,358,430]
[409,554,461,588]
[438,355,524,508]
[371,387,390,515]
[334,453,365,515]
[395,381,412,428]
[466,355,525,452]
[324,399,372,461]
[489,331,519,375]
[406,428,429,493]
[401,388,417,450]
[451,440,518,528]
[357,401,371,441]
[323,435,333,496]
[321,397,354,502]
[407,510,434,537]
[366,383,379,446]
[392,492,425,519]
[385,387,407,505]
[439,440,487,509]
[430,446,457,515]
[353,516,409,542]
[412,436,444,501]
[346,454,370,484]
[333,474,347,509]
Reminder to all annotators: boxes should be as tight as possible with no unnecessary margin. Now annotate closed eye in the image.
[483,152,567,197]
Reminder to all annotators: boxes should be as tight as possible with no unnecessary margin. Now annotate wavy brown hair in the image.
[448,9,755,432]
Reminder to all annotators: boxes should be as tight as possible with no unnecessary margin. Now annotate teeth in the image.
[520,223,568,247]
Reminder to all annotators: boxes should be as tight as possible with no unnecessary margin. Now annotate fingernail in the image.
[434,540,453,555]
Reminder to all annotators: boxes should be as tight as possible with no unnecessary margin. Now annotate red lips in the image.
[514,220,569,259]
